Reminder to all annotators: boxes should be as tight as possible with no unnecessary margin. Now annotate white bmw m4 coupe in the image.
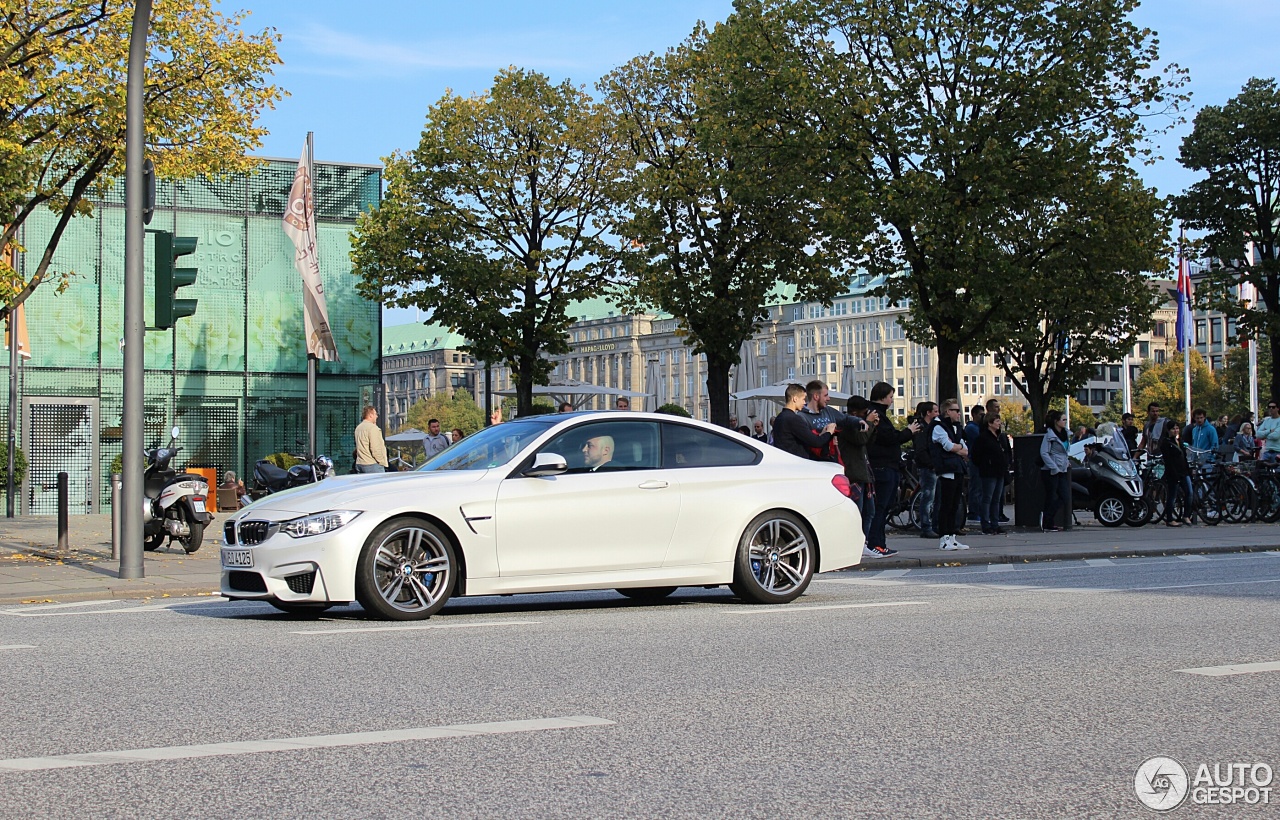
[221,412,863,619]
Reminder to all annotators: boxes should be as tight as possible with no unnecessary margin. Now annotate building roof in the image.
[381,322,469,356]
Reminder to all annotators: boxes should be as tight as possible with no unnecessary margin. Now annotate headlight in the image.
[1106,459,1137,478]
[279,510,362,538]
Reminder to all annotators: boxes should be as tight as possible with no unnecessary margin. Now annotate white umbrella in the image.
[730,381,852,406]
[493,378,650,410]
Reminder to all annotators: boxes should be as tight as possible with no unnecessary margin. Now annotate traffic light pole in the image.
[121,0,152,579]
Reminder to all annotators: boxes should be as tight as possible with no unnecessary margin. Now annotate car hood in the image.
[237,470,491,517]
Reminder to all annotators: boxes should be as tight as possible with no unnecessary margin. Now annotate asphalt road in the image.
[2,553,1278,819]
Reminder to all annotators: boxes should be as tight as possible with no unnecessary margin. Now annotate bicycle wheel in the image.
[887,488,917,531]
[1221,475,1255,524]
[1257,474,1280,523]
[1146,479,1169,523]
[1194,477,1221,526]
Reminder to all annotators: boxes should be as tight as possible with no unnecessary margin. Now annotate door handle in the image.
[638,480,669,490]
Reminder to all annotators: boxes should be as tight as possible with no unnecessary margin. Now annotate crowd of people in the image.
[753,380,1280,557]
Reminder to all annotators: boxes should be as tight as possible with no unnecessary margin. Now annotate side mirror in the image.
[523,452,568,477]
[170,426,181,439]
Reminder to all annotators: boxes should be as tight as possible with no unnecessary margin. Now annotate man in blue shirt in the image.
[1188,408,1219,452]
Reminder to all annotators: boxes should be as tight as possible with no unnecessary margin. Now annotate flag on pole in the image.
[4,302,30,360]
[1175,258,1193,353]
[283,140,339,362]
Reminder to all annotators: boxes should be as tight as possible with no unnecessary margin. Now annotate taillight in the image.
[831,474,852,497]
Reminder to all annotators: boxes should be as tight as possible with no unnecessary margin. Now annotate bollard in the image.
[111,472,122,561]
[57,471,69,556]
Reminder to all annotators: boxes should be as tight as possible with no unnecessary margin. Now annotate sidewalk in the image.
[0,514,221,605]
[1,513,1278,605]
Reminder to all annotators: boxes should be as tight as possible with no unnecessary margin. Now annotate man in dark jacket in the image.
[962,404,985,523]
[912,401,940,538]
[771,383,836,458]
[836,396,877,547]
[865,381,922,558]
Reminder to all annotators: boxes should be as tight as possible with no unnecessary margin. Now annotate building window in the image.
[1138,341,1150,358]
[1210,320,1221,345]
[786,337,795,354]
[1091,389,1107,405]
[1195,319,1206,345]
[1109,365,1120,383]
[1155,349,1166,364]
[1153,321,1166,338]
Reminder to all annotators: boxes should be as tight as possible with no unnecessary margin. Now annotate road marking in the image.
[872,569,912,578]
[1176,555,1212,562]
[724,601,928,614]
[0,645,36,650]
[0,600,221,618]
[985,565,1016,573]
[1264,551,1280,558]
[1118,578,1280,592]
[819,578,910,586]
[1084,559,1115,567]
[0,715,614,773]
[292,620,540,635]
[1176,661,1280,677]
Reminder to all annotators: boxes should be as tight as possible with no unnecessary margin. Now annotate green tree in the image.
[1131,352,1223,422]
[1219,341,1271,412]
[1173,78,1280,401]
[405,390,486,437]
[352,68,623,416]
[979,170,1166,429]
[726,0,1185,401]
[600,22,849,427]
[0,0,282,319]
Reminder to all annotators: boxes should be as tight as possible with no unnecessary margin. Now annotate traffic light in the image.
[152,230,198,329]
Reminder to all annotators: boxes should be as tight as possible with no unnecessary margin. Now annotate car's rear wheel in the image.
[268,601,332,617]
[355,517,457,620]
[730,510,814,604]
[615,586,677,601]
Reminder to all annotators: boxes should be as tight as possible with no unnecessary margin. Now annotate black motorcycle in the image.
[248,451,335,500]
[1070,431,1149,527]
[143,426,214,553]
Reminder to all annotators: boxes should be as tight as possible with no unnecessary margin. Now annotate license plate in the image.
[221,548,252,568]
[193,499,207,513]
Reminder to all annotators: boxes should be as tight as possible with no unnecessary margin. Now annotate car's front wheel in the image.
[355,517,457,620]
[730,510,814,604]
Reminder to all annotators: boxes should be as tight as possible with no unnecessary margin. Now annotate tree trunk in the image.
[706,357,731,427]
[1025,381,1048,434]
[935,337,961,404]
[515,356,536,417]
[1269,325,1280,406]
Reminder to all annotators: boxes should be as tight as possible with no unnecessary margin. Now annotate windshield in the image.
[417,420,552,471]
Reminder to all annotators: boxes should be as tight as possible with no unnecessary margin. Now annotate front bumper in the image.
[219,514,379,604]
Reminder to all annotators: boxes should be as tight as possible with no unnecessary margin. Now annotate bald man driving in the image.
[582,435,615,471]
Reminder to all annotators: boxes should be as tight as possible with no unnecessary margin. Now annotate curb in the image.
[854,543,1279,570]
[0,586,221,606]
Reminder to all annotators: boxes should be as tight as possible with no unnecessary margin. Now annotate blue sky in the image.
[239,0,1280,325]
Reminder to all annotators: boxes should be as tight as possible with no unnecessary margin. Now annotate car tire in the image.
[615,586,678,601]
[729,510,815,605]
[1093,494,1126,527]
[355,517,457,621]
[268,601,332,617]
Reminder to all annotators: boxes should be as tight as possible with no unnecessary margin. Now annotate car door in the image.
[495,420,680,576]
[659,421,764,567]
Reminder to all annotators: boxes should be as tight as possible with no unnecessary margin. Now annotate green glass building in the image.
[8,158,382,514]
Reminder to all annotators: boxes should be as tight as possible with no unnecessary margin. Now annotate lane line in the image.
[0,645,36,650]
[1177,661,1280,677]
[1118,578,1280,592]
[873,569,912,578]
[2,600,226,618]
[985,565,1016,573]
[1176,555,1212,562]
[292,620,540,635]
[1084,559,1115,567]
[0,716,614,773]
[817,578,910,586]
[0,600,122,612]
[723,601,928,614]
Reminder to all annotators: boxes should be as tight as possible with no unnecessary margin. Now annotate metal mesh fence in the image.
[6,159,382,514]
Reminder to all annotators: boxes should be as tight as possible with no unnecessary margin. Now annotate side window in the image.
[535,421,661,473]
[662,423,761,468]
